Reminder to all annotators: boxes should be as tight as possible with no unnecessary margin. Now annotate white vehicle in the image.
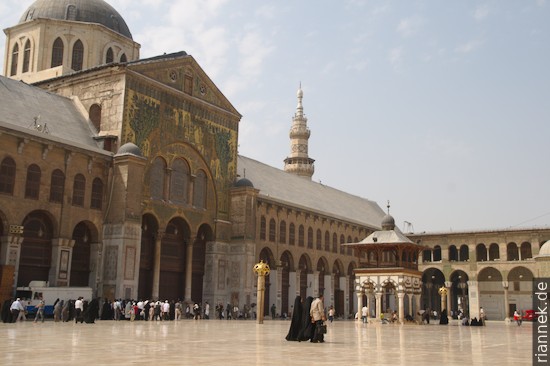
[15,281,93,316]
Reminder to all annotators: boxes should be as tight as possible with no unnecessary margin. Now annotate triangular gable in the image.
[127,52,241,118]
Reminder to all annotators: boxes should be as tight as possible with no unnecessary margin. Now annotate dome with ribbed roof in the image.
[235,177,254,188]
[19,0,133,39]
[115,142,142,157]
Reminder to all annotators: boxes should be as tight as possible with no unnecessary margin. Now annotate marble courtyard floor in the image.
[0,319,532,365]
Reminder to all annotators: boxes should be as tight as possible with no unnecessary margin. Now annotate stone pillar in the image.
[414,291,422,323]
[184,237,195,302]
[50,237,75,287]
[1,234,22,290]
[366,292,372,319]
[502,281,510,322]
[445,281,452,314]
[468,280,480,319]
[397,291,405,324]
[312,271,320,297]
[356,289,363,321]
[375,291,382,321]
[408,292,413,317]
[152,231,163,300]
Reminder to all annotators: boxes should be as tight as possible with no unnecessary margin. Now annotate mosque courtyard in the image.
[0,319,532,365]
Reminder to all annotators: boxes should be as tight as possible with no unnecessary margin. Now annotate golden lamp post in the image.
[253,260,270,324]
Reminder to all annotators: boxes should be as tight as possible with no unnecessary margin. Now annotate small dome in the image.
[19,0,133,39]
[539,240,550,257]
[115,142,142,157]
[381,214,395,231]
[235,177,254,188]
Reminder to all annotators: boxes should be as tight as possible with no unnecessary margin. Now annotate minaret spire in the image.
[284,84,315,179]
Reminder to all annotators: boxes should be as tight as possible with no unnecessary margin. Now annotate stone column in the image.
[502,281,510,322]
[375,291,382,321]
[408,292,413,317]
[356,289,363,321]
[397,291,405,324]
[414,291,422,323]
[184,236,195,302]
[445,281,452,314]
[152,231,163,300]
[468,280,480,319]
[366,292,372,319]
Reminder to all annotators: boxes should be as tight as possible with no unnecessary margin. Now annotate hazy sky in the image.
[1,0,549,233]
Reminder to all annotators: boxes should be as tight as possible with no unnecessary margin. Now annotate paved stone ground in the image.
[0,319,533,365]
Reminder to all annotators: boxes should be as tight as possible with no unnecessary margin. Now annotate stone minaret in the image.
[284,85,315,179]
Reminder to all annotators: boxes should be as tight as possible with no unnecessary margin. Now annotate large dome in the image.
[19,0,133,39]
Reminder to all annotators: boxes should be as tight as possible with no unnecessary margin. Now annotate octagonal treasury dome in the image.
[19,0,133,39]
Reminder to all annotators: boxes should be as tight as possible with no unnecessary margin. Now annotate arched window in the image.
[260,217,266,241]
[89,104,101,131]
[476,244,487,262]
[489,243,499,261]
[51,37,64,67]
[332,233,338,253]
[316,229,322,250]
[106,47,114,63]
[10,44,19,76]
[0,157,16,195]
[324,231,330,251]
[25,164,41,199]
[120,53,127,63]
[307,227,313,249]
[422,249,432,262]
[448,245,458,261]
[520,242,532,260]
[22,40,31,73]
[459,245,469,261]
[149,157,166,200]
[91,178,103,209]
[289,223,295,245]
[72,174,86,206]
[71,39,84,71]
[298,225,305,247]
[507,242,519,261]
[279,221,286,243]
[49,169,65,203]
[269,219,276,242]
[193,170,207,209]
[433,245,442,261]
[170,159,189,205]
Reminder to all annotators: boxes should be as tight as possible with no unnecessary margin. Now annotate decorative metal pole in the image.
[438,287,448,313]
[253,260,270,324]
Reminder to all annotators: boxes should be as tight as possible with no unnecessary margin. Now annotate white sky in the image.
[1,0,549,233]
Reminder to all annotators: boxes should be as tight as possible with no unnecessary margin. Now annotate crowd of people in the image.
[0,297,263,323]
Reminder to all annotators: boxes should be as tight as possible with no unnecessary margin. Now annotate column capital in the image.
[502,281,509,289]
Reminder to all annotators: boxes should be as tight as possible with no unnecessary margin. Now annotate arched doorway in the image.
[333,260,344,317]
[18,211,54,287]
[298,254,312,301]
[280,250,294,316]
[421,268,445,312]
[477,267,503,319]
[159,217,190,300]
[70,222,92,286]
[450,270,470,318]
[191,224,213,304]
[347,262,356,316]
[138,214,158,300]
[259,247,275,317]
[508,266,534,313]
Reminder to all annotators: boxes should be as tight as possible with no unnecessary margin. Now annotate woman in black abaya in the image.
[439,309,449,325]
[297,296,314,342]
[285,296,303,341]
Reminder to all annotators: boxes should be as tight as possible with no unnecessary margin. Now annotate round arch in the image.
[159,217,191,301]
[18,211,55,287]
[422,268,445,312]
[138,214,160,300]
[70,221,98,287]
[191,223,213,304]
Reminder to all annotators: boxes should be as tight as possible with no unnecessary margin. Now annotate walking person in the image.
[10,298,25,322]
[34,299,45,323]
[74,297,84,323]
[309,294,326,343]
